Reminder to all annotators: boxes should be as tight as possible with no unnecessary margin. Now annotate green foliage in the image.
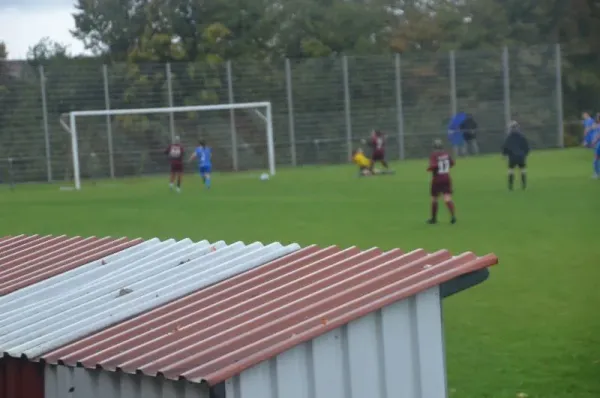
[65,0,600,119]
[0,42,7,60]
[0,41,9,110]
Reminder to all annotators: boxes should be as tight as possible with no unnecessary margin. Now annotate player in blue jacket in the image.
[582,112,596,148]
[593,128,600,179]
[448,112,467,157]
[189,140,212,189]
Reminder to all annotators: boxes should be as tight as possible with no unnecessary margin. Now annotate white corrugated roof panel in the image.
[0,238,300,359]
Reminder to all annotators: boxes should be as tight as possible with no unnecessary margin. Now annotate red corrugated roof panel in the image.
[0,235,143,296]
[42,245,498,385]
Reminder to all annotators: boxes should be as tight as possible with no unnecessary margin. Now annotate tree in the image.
[72,0,150,60]
[27,37,70,66]
[0,41,10,133]
[0,42,7,60]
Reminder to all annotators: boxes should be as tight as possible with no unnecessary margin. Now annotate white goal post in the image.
[66,101,275,190]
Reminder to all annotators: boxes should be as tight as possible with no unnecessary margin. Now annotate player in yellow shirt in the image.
[352,148,372,169]
[352,148,394,176]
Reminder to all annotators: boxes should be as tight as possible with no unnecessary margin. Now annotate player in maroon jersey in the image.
[427,139,457,224]
[165,136,184,192]
[369,130,389,169]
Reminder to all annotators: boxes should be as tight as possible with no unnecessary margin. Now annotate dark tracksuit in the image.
[503,131,530,168]
[502,130,530,189]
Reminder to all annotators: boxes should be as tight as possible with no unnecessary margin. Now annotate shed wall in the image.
[0,357,44,398]
[225,286,447,398]
[44,365,209,398]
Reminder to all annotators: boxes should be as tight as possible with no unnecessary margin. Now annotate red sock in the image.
[431,201,438,219]
[446,200,455,217]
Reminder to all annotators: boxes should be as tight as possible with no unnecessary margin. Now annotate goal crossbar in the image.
[69,101,272,117]
[67,101,275,190]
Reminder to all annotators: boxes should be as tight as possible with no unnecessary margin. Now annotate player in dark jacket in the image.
[461,113,479,155]
[502,121,530,190]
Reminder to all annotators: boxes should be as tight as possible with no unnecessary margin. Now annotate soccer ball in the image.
[260,173,270,181]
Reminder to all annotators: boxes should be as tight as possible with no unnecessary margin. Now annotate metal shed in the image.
[27,244,497,398]
[0,235,301,398]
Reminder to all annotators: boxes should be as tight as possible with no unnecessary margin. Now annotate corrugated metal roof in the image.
[0,237,300,359]
[0,235,143,296]
[42,246,498,385]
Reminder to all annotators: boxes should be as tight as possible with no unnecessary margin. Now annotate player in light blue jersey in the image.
[593,122,600,179]
[189,140,212,188]
[582,111,595,148]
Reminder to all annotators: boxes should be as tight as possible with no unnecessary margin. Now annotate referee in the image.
[502,120,530,190]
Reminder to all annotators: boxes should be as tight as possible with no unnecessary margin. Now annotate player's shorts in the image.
[431,180,452,197]
[371,150,385,161]
[449,132,464,146]
[170,162,183,173]
[595,142,600,157]
[199,165,212,174]
[508,156,526,169]
[585,131,598,148]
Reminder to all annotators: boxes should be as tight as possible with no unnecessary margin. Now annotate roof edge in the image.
[440,267,490,298]
[199,254,498,385]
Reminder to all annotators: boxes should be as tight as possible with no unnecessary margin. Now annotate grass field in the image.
[1,148,599,398]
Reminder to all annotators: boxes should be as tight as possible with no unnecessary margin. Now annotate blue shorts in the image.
[199,165,212,174]
[585,130,597,146]
[449,131,464,146]
[595,142,600,157]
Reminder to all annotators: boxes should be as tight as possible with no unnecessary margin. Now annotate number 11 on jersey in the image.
[438,158,450,174]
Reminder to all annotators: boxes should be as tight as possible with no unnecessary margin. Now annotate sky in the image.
[0,0,87,60]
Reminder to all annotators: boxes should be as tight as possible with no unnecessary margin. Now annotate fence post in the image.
[449,50,457,116]
[342,56,352,159]
[102,65,115,178]
[285,58,297,167]
[226,60,238,171]
[502,46,511,129]
[555,44,564,148]
[165,62,175,141]
[39,65,52,182]
[395,54,405,160]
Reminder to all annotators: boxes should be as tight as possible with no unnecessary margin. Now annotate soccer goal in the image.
[62,101,275,190]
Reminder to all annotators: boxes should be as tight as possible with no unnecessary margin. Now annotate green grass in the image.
[1,149,599,398]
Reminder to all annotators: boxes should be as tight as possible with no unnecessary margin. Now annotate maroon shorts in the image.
[170,162,183,173]
[371,150,385,161]
[431,180,452,197]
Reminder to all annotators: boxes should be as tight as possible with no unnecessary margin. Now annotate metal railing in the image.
[0,44,564,183]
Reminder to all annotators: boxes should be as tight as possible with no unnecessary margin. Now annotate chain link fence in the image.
[0,44,564,184]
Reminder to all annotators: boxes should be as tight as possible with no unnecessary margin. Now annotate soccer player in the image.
[462,113,480,155]
[427,139,456,224]
[351,148,394,177]
[448,112,467,157]
[593,120,600,179]
[189,140,212,188]
[165,136,184,193]
[352,148,374,176]
[585,113,600,150]
[502,121,530,190]
[582,112,595,148]
[368,130,389,169]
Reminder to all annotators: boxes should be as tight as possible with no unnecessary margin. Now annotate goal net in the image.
[62,102,275,190]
